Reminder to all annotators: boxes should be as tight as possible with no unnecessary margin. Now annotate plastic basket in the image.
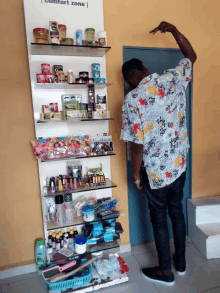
[45,259,93,292]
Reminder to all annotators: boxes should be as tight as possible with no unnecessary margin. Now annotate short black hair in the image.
[122,58,143,79]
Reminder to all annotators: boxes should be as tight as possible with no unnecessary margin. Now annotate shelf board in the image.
[49,240,120,263]
[31,43,111,57]
[36,118,114,123]
[42,178,117,197]
[34,83,112,90]
[47,214,119,231]
[41,152,115,162]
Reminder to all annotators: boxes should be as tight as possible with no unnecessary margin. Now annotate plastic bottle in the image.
[73,227,78,238]
[67,70,74,84]
[69,230,74,245]
[35,238,46,275]
[48,232,53,248]
[64,194,74,222]
[67,228,71,236]
[64,232,69,246]
[76,29,82,45]
[55,195,65,223]
[56,235,61,251]
[52,233,56,249]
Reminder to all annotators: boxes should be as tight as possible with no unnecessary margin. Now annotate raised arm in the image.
[150,21,197,64]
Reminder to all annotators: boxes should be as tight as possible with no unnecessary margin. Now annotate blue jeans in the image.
[142,170,186,271]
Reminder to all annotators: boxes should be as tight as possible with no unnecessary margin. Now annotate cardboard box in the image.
[66,110,88,120]
[51,111,62,120]
[64,101,79,111]
[42,105,50,113]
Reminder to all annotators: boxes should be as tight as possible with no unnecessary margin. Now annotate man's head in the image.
[122,58,150,89]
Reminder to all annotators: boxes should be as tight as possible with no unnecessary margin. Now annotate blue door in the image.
[123,47,192,246]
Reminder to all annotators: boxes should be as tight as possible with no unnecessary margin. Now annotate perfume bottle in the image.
[51,181,55,194]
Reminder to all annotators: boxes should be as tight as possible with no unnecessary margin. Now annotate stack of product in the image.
[36,63,56,84]
[31,135,90,159]
[48,227,79,252]
[42,163,106,195]
[33,22,107,46]
[40,103,62,121]
[91,63,105,84]
[82,219,124,245]
[31,134,114,159]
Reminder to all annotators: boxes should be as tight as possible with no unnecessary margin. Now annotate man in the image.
[121,21,197,285]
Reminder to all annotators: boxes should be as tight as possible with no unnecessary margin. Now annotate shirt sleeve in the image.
[164,58,192,88]
[120,98,144,145]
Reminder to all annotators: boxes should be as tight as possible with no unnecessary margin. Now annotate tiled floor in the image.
[1,239,220,293]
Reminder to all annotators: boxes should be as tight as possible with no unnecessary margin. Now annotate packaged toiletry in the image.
[58,24,66,41]
[66,110,87,120]
[33,28,49,44]
[76,29,82,45]
[98,31,107,46]
[45,197,56,221]
[35,239,46,275]
[97,95,106,104]
[41,63,50,75]
[55,195,65,224]
[49,21,60,44]
[63,100,79,111]
[42,105,50,113]
[91,63,100,71]
[36,73,45,83]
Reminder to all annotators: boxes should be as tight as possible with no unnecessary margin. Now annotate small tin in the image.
[75,77,86,83]
[45,73,55,83]
[82,205,95,222]
[95,78,106,84]
[76,29,82,45]
[41,63,50,75]
[61,38,73,45]
[58,71,65,83]
[36,73,45,83]
[79,71,89,78]
[92,71,100,78]
[87,78,94,84]
[91,63,100,71]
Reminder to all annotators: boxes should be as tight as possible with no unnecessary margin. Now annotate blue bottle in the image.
[76,29,82,46]
[35,238,46,275]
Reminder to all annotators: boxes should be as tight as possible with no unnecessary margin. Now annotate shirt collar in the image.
[139,73,159,86]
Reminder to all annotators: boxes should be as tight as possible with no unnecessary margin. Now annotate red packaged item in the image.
[41,63,50,75]
[36,73,45,83]
[45,73,55,83]
[114,253,129,274]
[49,103,58,112]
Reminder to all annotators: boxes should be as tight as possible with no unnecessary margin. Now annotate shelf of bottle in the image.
[49,240,120,263]
[41,152,115,163]
[31,43,111,57]
[42,179,117,197]
[36,118,114,124]
[47,214,119,231]
[34,83,112,90]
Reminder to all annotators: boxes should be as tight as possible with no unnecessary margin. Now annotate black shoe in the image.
[173,254,186,275]
[142,266,175,285]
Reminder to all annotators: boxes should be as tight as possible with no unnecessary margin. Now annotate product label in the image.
[56,242,60,250]
[104,233,113,242]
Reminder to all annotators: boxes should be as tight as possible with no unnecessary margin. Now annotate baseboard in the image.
[120,243,131,254]
[0,264,36,279]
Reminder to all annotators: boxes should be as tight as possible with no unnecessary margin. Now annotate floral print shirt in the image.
[121,58,192,189]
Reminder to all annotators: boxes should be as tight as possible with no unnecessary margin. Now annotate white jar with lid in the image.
[67,69,75,84]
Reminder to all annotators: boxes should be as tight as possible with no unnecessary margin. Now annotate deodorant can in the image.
[55,195,65,224]
[76,29,82,45]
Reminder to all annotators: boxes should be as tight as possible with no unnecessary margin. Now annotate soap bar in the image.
[66,110,88,120]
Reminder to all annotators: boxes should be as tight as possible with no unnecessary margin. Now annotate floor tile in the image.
[201,287,220,293]
[0,283,10,293]
[134,242,220,293]
[8,275,48,293]
[0,272,37,285]
[91,255,159,293]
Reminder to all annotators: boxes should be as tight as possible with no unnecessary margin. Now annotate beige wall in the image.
[0,0,220,269]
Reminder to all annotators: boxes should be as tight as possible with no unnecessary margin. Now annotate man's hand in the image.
[150,21,197,64]
[150,21,176,35]
[133,176,143,190]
